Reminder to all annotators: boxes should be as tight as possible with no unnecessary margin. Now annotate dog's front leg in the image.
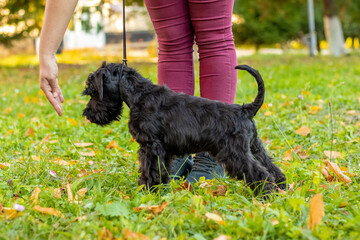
[137,142,170,190]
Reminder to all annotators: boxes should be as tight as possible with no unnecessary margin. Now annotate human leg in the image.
[188,0,237,103]
[144,0,195,95]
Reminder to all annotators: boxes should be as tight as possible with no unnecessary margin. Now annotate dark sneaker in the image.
[186,152,225,182]
[170,155,193,180]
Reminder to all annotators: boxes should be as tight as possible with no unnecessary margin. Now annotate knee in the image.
[158,36,194,55]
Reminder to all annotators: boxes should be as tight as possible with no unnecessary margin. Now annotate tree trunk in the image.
[323,0,345,56]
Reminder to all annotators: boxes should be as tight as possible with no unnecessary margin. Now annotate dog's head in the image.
[82,61,124,126]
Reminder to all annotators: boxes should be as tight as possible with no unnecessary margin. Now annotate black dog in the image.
[83,62,286,195]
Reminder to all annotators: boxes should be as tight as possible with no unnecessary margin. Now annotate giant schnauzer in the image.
[82,62,286,196]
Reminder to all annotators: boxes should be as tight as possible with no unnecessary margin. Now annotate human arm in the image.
[39,0,79,116]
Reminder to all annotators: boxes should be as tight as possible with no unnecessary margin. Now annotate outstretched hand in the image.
[39,55,64,116]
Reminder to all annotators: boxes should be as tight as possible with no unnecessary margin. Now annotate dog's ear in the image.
[101,61,106,68]
[94,72,106,101]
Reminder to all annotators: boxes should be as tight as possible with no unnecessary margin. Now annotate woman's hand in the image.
[39,54,64,116]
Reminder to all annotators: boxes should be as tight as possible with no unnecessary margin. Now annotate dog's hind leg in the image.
[217,142,276,196]
[137,141,170,190]
[250,137,287,190]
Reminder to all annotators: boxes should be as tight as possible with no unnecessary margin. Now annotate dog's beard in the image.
[83,99,123,126]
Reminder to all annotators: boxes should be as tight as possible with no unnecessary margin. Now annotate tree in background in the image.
[0,0,45,46]
[323,0,345,56]
[232,0,308,50]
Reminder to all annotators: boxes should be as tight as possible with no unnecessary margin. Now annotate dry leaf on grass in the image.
[38,134,51,145]
[97,227,115,240]
[1,207,23,219]
[283,149,292,161]
[346,110,356,115]
[320,166,335,182]
[307,193,324,230]
[66,183,73,202]
[0,163,10,169]
[178,182,193,191]
[74,142,94,147]
[79,151,96,157]
[25,128,35,137]
[33,205,64,218]
[123,228,150,240]
[3,107,12,114]
[53,188,62,199]
[211,185,227,196]
[66,118,78,126]
[30,187,41,204]
[324,151,343,159]
[308,106,321,115]
[294,126,311,136]
[77,187,87,198]
[214,235,231,240]
[51,158,78,166]
[74,187,88,203]
[205,212,225,225]
[106,140,122,150]
[323,160,352,183]
[133,202,169,214]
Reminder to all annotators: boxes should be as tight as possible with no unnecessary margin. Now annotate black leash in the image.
[119,0,127,78]
[122,0,127,66]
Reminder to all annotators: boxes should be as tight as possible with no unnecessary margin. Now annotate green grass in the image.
[0,54,360,240]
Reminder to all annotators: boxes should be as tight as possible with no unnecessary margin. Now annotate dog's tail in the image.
[235,65,265,117]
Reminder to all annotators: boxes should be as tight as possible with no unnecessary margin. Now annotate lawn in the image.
[0,54,359,240]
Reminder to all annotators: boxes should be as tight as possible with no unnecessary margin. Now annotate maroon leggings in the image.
[144,0,237,104]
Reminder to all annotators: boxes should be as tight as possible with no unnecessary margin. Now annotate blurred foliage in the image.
[232,0,360,49]
[1,0,360,48]
[340,0,360,39]
[0,0,45,46]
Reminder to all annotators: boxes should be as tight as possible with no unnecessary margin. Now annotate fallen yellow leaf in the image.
[308,106,321,115]
[38,134,51,145]
[67,118,78,126]
[30,187,41,204]
[1,207,23,220]
[320,166,335,182]
[214,235,231,240]
[32,205,64,218]
[51,158,78,166]
[17,113,25,118]
[211,184,227,196]
[106,140,121,150]
[74,142,94,147]
[53,188,62,199]
[264,111,273,116]
[79,151,96,157]
[323,160,352,183]
[324,151,343,159]
[294,126,311,136]
[25,128,35,137]
[346,110,356,115]
[77,187,87,198]
[0,163,10,169]
[283,149,292,161]
[66,183,73,202]
[3,107,12,114]
[205,212,225,225]
[307,193,324,230]
[122,228,150,240]
[133,202,169,214]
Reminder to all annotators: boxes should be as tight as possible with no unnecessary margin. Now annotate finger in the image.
[55,79,64,103]
[43,90,63,116]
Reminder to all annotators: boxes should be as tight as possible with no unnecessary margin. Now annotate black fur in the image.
[83,62,286,196]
